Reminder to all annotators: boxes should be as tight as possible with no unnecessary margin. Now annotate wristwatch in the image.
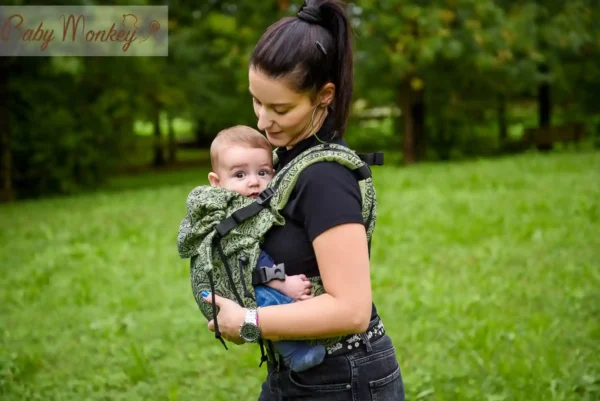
[239,309,261,343]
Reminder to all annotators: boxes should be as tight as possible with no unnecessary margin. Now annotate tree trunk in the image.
[498,94,508,143]
[167,112,176,164]
[153,108,165,167]
[193,120,213,148]
[0,58,13,203]
[538,64,552,150]
[538,66,551,127]
[399,77,426,165]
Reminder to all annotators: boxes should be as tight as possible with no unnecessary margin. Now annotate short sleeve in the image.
[288,162,364,242]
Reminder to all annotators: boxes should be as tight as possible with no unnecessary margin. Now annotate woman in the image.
[202,1,405,399]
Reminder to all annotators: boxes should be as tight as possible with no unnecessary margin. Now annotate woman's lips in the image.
[267,130,282,136]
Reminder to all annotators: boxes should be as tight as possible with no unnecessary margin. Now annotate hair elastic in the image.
[297,3,323,24]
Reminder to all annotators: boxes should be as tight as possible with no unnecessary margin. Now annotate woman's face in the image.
[249,67,325,149]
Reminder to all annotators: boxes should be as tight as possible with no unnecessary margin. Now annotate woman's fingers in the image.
[201,291,229,306]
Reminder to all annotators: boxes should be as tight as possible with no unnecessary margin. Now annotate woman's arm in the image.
[203,222,373,343]
[258,222,373,340]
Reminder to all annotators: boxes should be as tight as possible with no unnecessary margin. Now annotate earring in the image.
[311,104,328,144]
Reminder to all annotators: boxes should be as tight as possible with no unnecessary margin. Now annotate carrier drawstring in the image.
[210,234,247,352]
[258,338,268,367]
[239,256,255,301]
[214,237,245,306]
[208,270,228,350]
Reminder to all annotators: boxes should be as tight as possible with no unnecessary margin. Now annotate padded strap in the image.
[270,143,368,207]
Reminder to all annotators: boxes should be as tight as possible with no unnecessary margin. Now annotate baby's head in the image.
[208,125,274,199]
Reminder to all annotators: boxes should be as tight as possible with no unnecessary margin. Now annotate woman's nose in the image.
[257,108,271,131]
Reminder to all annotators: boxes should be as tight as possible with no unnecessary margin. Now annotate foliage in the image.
[4,1,600,199]
[352,0,600,158]
[9,58,139,198]
[1,151,599,400]
[167,1,282,140]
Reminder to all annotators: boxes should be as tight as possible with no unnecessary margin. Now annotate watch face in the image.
[240,323,259,342]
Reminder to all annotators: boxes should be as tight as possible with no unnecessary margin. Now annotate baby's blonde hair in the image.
[210,125,272,171]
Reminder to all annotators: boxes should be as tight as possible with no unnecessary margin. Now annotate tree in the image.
[537,0,599,124]
[355,0,518,163]
[353,0,600,161]
[0,58,13,202]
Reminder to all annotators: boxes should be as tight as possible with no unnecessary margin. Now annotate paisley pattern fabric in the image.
[177,144,378,349]
[177,186,285,320]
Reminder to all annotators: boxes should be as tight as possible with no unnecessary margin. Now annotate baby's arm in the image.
[266,274,312,301]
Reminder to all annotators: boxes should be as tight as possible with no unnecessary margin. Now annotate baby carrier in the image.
[177,142,383,364]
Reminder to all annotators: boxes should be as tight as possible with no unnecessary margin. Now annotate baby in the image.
[207,125,326,372]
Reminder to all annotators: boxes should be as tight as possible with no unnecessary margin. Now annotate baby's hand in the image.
[268,274,312,301]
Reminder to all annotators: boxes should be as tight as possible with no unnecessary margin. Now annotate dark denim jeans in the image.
[257,322,405,401]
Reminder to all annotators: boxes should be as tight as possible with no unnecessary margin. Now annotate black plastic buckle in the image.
[256,188,274,206]
[252,263,286,285]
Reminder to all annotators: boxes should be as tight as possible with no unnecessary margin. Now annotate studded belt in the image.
[325,318,386,357]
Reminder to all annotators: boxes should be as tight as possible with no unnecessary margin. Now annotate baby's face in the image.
[215,146,274,198]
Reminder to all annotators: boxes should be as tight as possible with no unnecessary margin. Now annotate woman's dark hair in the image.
[250,0,353,135]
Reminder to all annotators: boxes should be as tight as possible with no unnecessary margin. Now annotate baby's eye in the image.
[258,169,272,177]
[235,172,246,179]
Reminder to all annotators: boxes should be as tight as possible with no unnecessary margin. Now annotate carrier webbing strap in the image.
[214,188,274,236]
[352,164,372,181]
[353,152,383,180]
[357,152,384,166]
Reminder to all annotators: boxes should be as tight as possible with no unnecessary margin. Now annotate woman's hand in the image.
[202,292,247,345]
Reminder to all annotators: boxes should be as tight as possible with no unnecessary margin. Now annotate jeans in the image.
[255,285,326,372]
[257,320,405,401]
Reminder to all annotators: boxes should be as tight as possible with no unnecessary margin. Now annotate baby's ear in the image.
[207,172,220,187]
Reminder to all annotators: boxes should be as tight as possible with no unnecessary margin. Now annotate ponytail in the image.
[250,0,354,135]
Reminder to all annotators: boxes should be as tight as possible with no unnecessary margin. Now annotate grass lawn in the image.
[1,151,599,401]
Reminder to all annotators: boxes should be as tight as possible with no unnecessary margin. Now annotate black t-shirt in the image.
[261,119,379,320]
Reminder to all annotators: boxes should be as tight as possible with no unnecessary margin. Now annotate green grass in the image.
[1,151,599,401]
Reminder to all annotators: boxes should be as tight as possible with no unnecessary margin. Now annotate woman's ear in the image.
[208,172,220,187]
[318,83,335,107]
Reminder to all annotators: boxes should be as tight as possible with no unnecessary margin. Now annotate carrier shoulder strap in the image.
[215,144,383,238]
[269,143,381,243]
[270,143,379,207]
